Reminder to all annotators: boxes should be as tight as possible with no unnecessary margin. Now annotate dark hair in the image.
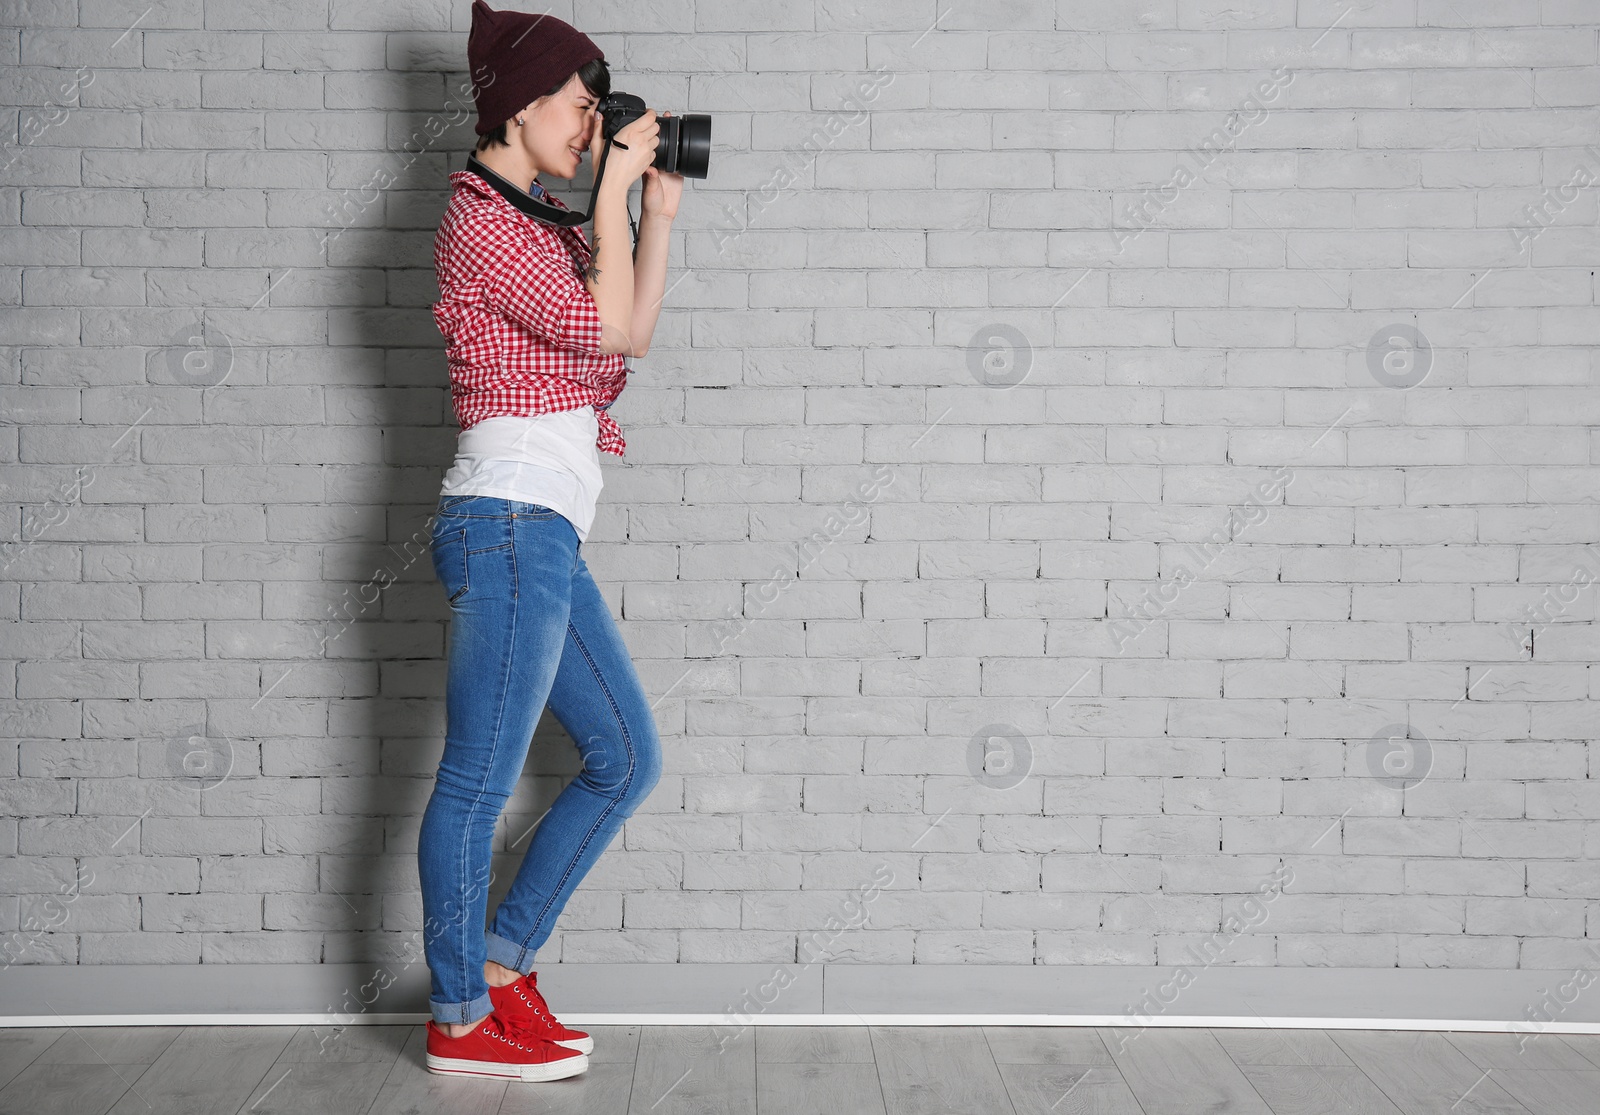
[475,57,611,152]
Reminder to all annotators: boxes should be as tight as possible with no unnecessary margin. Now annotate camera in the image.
[599,92,711,179]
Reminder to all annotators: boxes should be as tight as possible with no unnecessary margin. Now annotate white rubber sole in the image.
[554,1035,595,1055]
[426,1051,589,1082]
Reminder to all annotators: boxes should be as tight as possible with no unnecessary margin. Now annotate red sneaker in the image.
[489,970,594,1055]
[424,1012,589,1081]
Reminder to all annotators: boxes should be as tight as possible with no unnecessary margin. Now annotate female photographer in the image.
[418,2,682,1083]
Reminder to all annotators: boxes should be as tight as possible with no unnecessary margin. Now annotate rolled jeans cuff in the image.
[430,987,495,1027]
[484,929,536,976]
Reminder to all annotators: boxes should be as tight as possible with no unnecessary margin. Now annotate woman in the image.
[418,2,682,1083]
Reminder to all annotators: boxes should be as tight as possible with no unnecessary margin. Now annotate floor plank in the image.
[32,1026,183,1065]
[367,1025,506,1115]
[583,1024,643,1064]
[1552,1034,1600,1069]
[757,1062,887,1115]
[1329,1029,1534,1115]
[628,1025,756,1115]
[1444,1032,1599,1072]
[997,1063,1143,1115]
[1488,1070,1600,1115]
[104,1026,292,1115]
[870,1026,1014,1115]
[0,1030,66,1088]
[757,1026,876,1063]
[497,1061,637,1114]
[1239,1065,1406,1115]
[1098,1026,1272,1115]
[1211,1027,1353,1066]
[982,1026,1114,1065]
[0,1062,151,1115]
[277,1024,409,1063]
[0,1026,178,1115]
[236,1060,394,1115]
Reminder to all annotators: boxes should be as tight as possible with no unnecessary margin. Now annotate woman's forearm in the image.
[584,178,637,354]
[628,214,672,357]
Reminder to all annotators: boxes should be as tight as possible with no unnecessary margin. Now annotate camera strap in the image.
[464,137,640,253]
[463,130,625,227]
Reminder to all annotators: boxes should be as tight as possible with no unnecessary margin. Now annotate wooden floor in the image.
[1,1022,1597,1114]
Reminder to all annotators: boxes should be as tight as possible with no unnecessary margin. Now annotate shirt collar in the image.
[460,153,576,222]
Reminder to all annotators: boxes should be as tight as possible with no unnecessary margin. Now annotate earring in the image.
[515,117,524,126]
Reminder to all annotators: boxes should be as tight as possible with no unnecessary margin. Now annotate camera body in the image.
[598,92,712,179]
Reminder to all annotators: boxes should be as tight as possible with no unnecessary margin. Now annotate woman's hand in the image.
[593,108,660,189]
[640,112,684,221]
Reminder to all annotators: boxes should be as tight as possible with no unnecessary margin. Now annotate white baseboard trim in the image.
[4,962,1598,1036]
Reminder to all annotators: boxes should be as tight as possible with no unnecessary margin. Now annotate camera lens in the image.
[661,113,712,179]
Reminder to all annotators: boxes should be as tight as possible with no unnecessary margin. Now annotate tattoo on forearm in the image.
[585,236,602,284]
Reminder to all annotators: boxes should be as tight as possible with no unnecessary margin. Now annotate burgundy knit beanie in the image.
[467,1,605,136]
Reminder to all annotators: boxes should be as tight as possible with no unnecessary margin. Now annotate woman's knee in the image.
[581,725,660,808]
[627,731,662,805]
[427,764,513,813]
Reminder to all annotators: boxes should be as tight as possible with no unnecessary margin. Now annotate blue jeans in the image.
[418,495,662,1025]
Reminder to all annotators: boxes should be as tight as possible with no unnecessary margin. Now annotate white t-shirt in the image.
[438,407,604,543]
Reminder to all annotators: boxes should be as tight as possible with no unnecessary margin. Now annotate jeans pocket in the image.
[432,526,470,604]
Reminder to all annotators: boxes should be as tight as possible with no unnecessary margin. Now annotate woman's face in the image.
[520,72,600,180]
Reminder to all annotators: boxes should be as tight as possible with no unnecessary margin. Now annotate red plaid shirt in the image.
[433,169,631,456]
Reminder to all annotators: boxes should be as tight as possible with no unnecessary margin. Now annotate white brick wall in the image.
[1,1,1597,972]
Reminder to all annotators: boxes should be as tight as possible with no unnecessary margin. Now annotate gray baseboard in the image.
[4,963,1599,1034]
